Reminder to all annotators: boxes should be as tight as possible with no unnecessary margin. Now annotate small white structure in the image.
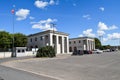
[27,30,69,54]
[15,47,27,57]
[69,37,95,52]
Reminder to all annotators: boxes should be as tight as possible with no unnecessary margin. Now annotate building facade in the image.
[27,30,69,54]
[69,37,95,52]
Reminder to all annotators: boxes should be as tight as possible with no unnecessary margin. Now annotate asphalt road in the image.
[2,51,120,80]
[0,57,57,80]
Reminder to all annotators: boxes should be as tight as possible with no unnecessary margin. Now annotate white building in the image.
[27,30,69,54]
[69,37,95,52]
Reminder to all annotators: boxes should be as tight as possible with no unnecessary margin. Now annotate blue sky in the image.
[0,0,120,46]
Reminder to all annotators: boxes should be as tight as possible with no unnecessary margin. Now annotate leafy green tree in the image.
[0,31,12,49]
[94,38,102,49]
[102,45,111,50]
[14,33,27,47]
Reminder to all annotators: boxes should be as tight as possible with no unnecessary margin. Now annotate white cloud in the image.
[102,33,120,43]
[34,0,48,9]
[102,38,108,42]
[98,22,108,30]
[99,7,104,11]
[49,0,55,5]
[29,16,35,20]
[34,0,57,9]
[16,9,30,21]
[109,25,118,30]
[32,18,57,31]
[83,29,95,37]
[107,33,120,40]
[78,34,83,37]
[98,22,118,31]
[97,30,105,36]
[78,29,95,37]
[83,14,91,20]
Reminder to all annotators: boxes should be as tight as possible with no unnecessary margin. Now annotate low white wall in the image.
[0,51,71,59]
[0,51,37,59]
[0,52,12,58]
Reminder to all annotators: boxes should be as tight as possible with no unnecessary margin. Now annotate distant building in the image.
[69,37,95,52]
[27,30,69,54]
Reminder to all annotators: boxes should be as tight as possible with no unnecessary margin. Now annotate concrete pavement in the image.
[0,56,57,80]
[2,51,120,80]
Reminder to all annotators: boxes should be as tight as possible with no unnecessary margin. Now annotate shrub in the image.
[36,46,56,58]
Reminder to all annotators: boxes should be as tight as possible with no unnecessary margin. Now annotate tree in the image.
[14,33,27,47]
[0,31,12,50]
[94,38,102,49]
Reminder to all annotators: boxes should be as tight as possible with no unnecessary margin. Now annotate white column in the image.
[86,40,88,50]
[93,40,95,50]
[62,36,65,54]
[91,41,93,50]
[66,36,69,54]
[49,33,53,46]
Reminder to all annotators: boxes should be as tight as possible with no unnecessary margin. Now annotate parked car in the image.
[72,50,84,55]
[92,49,103,54]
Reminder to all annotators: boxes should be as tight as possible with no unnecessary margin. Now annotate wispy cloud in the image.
[83,14,91,20]
[98,22,118,31]
[31,18,57,31]
[99,7,105,11]
[103,33,120,42]
[97,21,118,37]
[97,30,105,36]
[79,29,95,37]
[29,16,35,20]
[16,9,30,21]
[34,0,58,9]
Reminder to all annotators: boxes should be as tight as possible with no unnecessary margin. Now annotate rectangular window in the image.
[30,38,32,42]
[40,36,43,40]
[79,40,81,43]
[69,41,71,44]
[35,37,37,41]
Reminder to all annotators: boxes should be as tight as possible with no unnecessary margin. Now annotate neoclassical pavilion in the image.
[27,30,69,54]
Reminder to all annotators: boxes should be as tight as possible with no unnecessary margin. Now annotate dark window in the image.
[45,35,48,40]
[22,49,25,52]
[69,47,72,52]
[40,36,43,40]
[18,50,21,53]
[83,40,86,44]
[74,47,77,51]
[30,38,32,42]
[74,41,76,44]
[79,40,81,43]
[35,45,38,48]
[69,41,71,44]
[35,37,37,41]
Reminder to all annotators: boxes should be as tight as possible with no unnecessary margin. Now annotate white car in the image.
[92,49,103,54]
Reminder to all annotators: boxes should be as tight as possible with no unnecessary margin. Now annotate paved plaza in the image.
[1,51,120,80]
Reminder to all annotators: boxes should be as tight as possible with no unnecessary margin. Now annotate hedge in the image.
[36,46,56,58]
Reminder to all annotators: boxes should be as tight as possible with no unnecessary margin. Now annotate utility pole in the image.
[50,23,56,50]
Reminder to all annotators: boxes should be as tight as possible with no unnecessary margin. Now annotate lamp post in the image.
[11,5,16,57]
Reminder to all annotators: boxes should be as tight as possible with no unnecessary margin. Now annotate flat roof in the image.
[28,30,69,37]
[69,37,95,40]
